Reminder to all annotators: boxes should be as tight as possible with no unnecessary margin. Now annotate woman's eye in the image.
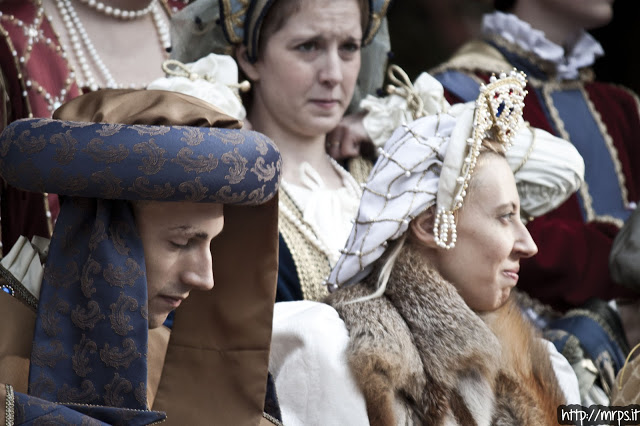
[500,212,516,222]
[341,42,360,53]
[297,41,317,52]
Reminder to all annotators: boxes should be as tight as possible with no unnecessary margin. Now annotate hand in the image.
[325,111,374,160]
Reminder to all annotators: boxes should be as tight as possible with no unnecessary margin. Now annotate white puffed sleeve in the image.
[361,72,450,147]
[541,339,581,405]
[269,301,369,426]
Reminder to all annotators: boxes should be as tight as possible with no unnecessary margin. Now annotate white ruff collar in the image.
[482,11,604,80]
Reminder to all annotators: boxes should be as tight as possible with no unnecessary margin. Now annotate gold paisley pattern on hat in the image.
[172,147,219,173]
[128,176,175,199]
[213,186,247,203]
[88,221,106,251]
[60,225,81,256]
[50,131,79,165]
[80,258,101,298]
[179,126,205,146]
[97,124,126,137]
[178,177,209,202]
[72,335,98,378]
[140,301,148,321]
[103,373,133,407]
[110,221,132,257]
[31,341,68,368]
[28,374,55,401]
[100,339,142,370]
[131,124,171,136]
[41,296,71,337]
[134,382,147,408]
[90,168,124,199]
[17,130,47,154]
[71,301,106,331]
[222,148,248,184]
[209,127,246,145]
[132,139,167,175]
[251,156,277,183]
[248,185,266,204]
[83,138,130,164]
[30,119,59,129]
[103,259,143,288]
[254,136,269,155]
[44,261,79,289]
[59,121,94,129]
[109,292,139,336]
[57,380,99,404]
[49,168,89,194]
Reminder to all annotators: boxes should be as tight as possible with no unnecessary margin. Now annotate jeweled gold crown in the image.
[434,69,527,249]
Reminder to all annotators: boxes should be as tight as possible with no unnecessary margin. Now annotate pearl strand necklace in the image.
[55,0,171,91]
[77,0,155,20]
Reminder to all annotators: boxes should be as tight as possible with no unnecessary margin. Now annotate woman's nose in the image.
[318,48,343,87]
[515,221,538,259]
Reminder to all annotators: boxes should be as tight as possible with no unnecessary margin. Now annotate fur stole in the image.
[326,243,565,425]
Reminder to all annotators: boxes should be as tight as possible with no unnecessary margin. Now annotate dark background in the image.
[385,0,640,95]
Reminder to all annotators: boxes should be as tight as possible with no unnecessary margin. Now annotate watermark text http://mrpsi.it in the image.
[558,405,640,426]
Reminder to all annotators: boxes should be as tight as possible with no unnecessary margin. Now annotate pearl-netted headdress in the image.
[327,69,529,289]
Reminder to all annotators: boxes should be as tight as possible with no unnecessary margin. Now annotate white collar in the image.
[481,11,604,79]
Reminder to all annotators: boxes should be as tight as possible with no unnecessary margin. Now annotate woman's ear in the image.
[235,45,260,82]
[410,208,439,249]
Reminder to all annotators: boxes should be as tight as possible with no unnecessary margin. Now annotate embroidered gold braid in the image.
[279,189,331,301]
[5,384,14,426]
[278,157,371,301]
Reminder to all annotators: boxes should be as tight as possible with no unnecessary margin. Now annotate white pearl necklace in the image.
[55,0,171,91]
[77,0,155,20]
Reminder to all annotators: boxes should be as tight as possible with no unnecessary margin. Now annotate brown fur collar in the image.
[326,243,565,425]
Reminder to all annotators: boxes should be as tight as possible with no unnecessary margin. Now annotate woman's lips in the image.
[310,99,339,109]
[503,270,519,282]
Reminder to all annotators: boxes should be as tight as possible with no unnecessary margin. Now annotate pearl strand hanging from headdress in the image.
[55,0,171,91]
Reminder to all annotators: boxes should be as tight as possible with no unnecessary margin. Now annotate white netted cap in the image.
[327,68,584,289]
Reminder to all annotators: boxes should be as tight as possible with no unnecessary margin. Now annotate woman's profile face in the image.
[430,155,538,312]
[247,0,362,140]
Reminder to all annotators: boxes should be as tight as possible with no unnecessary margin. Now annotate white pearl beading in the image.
[433,69,527,250]
[55,0,171,91]
[433,208,456,249]
[77,0,155,20]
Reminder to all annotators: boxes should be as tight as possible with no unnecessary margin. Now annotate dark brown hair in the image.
[494,0,516,12]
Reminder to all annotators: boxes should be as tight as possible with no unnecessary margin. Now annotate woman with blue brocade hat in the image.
[0,88,282,425]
